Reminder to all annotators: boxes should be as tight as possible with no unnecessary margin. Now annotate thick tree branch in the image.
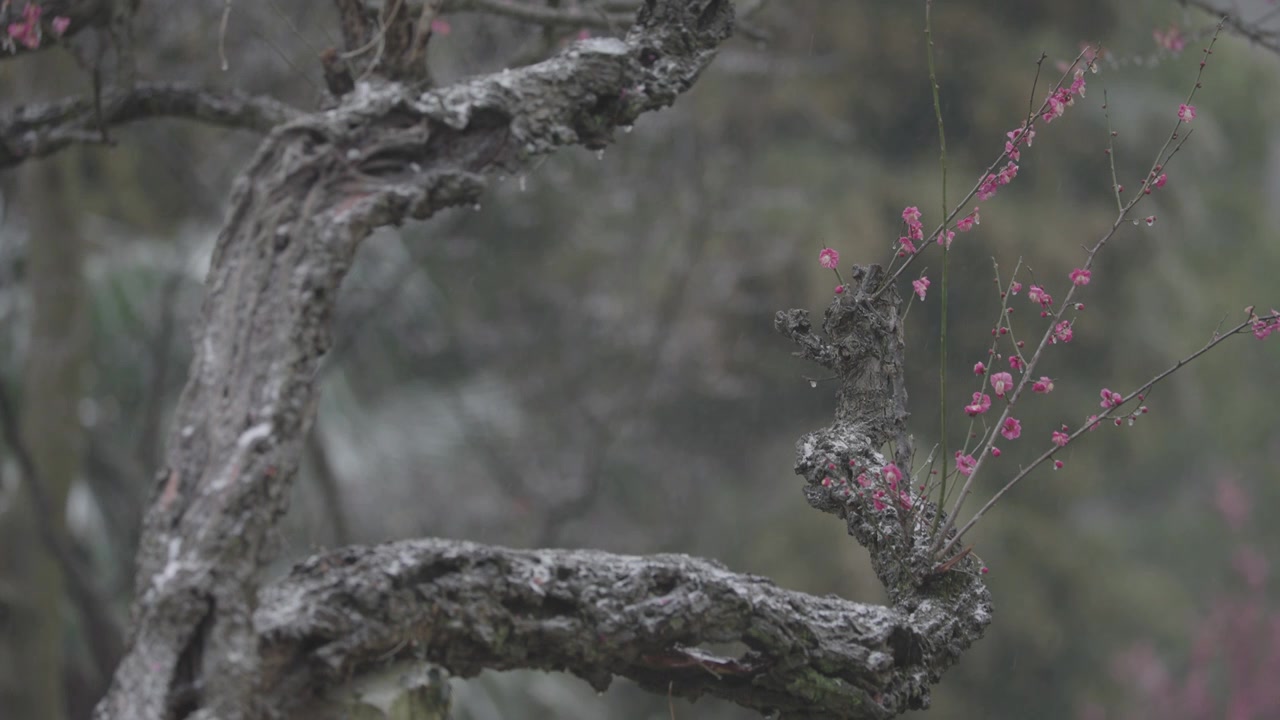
[246,265,992,719]
[0,82,303,168]
[255,538,976,719]
[96,2,736,718]
[1180,0,1280,55]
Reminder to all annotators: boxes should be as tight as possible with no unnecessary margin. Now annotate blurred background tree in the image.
[0,0,1277,718]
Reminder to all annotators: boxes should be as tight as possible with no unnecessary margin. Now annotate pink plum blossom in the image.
[1052,320,1073,344]
[978,174,1000,201]
[997,161,1018,185]
[1028,285,1053,309]
[819,247,840,269]
[7,1,42,49]
[882,463,903,491]
[1070,268,1091,286]
[955,452,977,476]
[1000,417,1022,440]
[965,392,992,416]
[1005,125,1034,160]
[1069,70,1087,98]
[872,490,887,511]
[912,276,931,301]
[1177,103,1197,123]
[990,371,1014,398]
[1032,376,1055,393]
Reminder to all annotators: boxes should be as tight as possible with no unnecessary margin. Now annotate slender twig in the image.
[942,312,1276,555]
[876,48,1092,296]
[1181,1,1280,55]
[1102,90,1124,213]
[0,82,302,169]
[219,0,234,71]
[340,0,405,67]
[942,259,1023,508]
[932,24,1228,558]
[924,0,950,533]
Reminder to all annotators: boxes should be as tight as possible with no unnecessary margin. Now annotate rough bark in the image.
[0,1,994,718]
[254,538,985,720]
[96,1,738,718]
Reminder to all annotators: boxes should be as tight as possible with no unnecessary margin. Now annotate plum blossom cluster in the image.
[912,276,930,301]
[805,36,1261,570]
[977,159,1019,202]
[1051,320,1073,344]
[899,206,925,255]
[1142,165,1169,195]
[819,459,920,516]
[1248,308,1280,340]
[880,72,1098,294]
[976,67,1088,203]
[5,2,69,51]
[1097,388,1151,427]
[1045,69,1088,123]
[956,264,1091,479]
[1027,284,1053,314]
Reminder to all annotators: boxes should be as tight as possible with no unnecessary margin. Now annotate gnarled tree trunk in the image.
[0,2,993,718]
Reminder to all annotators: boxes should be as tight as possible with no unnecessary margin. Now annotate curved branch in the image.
[0,82,303,168]
[255,538,982,719]
[96,2,736,718]
[1180,0,1280,55]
